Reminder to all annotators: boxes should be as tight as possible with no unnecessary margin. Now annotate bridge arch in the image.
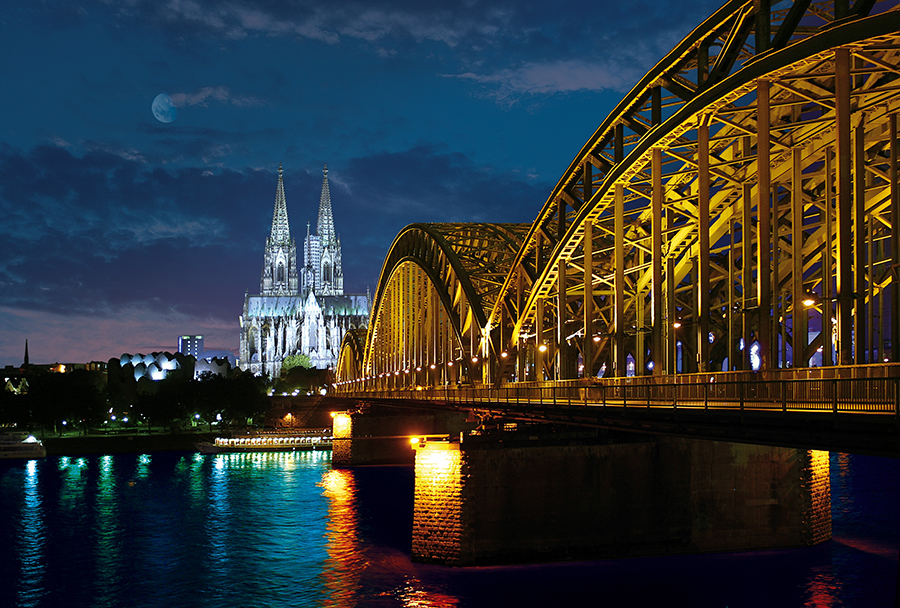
[338,0,900,387]
[336,326,367,383]
[488,0,900,380]
[353,223,529,388]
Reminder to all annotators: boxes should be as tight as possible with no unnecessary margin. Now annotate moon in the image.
[151,93,177,123]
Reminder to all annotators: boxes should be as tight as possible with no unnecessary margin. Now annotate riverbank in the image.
[41,432,213,456]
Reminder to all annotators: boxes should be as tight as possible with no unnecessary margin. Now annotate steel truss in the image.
[343,223,530,387]
[339,0,900,388]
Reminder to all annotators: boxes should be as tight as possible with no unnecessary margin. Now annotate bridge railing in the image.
[338,375,900,416]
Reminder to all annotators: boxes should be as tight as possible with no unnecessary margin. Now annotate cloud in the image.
[170,85,265,108]
[107,0,508,47]
[450,59,639,103]
[0,145,268,318]
[0,140,556,364]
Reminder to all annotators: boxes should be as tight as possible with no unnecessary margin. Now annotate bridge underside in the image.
[336,392,900,457]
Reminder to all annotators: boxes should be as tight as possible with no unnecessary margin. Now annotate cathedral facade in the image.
[239,165,370,379]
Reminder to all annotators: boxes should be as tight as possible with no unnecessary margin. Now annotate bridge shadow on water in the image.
[336,453,898,608]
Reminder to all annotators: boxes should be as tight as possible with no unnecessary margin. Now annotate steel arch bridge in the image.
[337,0,900,395]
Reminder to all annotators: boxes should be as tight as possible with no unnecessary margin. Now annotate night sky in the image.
[0,0,723,367]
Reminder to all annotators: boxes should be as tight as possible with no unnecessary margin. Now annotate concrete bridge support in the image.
[331,408,470,466]
[411,436,830,566]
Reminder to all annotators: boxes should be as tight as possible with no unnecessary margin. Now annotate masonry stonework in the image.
[411,437,831,566]
[331,409,470,467]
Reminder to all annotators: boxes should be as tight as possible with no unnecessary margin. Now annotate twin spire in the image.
[269,163,291,244]
[261,163,342,297]
[317,163,335,246]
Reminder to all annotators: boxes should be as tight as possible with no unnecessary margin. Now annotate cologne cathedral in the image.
[239,164,370,378]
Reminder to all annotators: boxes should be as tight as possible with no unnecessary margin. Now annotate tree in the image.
[21,369,105,434]
[281,353,311,373]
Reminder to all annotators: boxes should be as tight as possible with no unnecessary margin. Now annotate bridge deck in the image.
[334,375,900,457]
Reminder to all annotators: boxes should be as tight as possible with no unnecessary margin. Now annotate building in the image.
[178,335,204,358]
[239,164,370,378]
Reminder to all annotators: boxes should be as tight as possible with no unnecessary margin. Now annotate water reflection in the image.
[392,575,460,607]
[803,565,842,608]
[208,455,230,561]
[320,469,363,605]
[18,460,45,608]
[135,453,151,480]
[94,455,120,607]
[319,467,463,607]
[2,451,895,608]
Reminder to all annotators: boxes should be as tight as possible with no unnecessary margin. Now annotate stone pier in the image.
[331,408,470,466]
[411,435,831,566]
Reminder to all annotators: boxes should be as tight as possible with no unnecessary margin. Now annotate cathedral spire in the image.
[270,163,291,243]
[261,163,299,296]
[317,164,335,246]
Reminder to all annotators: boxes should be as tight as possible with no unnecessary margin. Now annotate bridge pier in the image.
[411,434,830,566]
[331,407,470,466]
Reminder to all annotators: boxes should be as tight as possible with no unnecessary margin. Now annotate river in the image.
[1,450,897,607]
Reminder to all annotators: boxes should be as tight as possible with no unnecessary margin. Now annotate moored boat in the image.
[0,433,48,460]
[196,431,332,454]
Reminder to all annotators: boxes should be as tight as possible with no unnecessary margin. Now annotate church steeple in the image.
[312,164,343,296]
[270,163,291,242]
[317,164,335,246]
[261,163,299,296]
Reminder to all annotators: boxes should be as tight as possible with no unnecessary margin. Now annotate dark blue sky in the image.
[0,0,723,366]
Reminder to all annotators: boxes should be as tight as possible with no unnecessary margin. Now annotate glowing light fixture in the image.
[537,344,548,353]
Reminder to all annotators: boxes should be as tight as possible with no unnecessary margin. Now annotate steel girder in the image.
[338,0,900,387]
[486,0,900,380]
[355,223,529,387]
[336,326,367,382]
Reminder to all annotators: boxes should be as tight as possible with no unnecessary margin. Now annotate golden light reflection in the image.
[393,576,460,607]
[319,469,363,606]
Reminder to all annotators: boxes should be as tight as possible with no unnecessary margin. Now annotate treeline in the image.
[0,367,269,434]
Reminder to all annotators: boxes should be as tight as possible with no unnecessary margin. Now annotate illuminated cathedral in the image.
[239,164,370,378]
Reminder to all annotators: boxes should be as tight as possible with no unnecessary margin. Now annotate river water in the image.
[0,450,897,607]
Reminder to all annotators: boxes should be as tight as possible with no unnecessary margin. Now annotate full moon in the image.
[151,93,177,123]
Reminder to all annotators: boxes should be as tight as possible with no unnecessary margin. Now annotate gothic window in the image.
[248,327,259,358]
[277,262,285,283]
[261,328,269,361]
[323,262,332,284]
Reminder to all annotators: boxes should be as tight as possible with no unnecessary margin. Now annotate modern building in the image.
[239,164,370,378]
[177,335,204,358]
